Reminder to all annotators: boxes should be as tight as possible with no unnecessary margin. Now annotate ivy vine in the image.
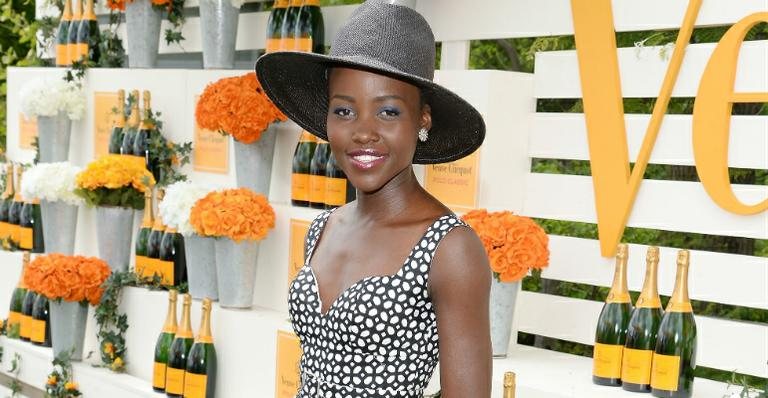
[45,350,82,398]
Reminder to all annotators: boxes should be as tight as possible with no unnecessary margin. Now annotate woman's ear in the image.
[421,103,432,131]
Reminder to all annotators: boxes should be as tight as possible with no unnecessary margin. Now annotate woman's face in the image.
[327,67,431,194]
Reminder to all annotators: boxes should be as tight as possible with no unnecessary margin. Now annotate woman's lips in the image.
[347,149,388,170]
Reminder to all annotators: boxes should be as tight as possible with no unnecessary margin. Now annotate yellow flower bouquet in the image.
[74,155,155,210]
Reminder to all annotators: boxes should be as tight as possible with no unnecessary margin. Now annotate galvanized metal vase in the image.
[40,200,78,255]
[49,300,88,361]
[185,233,218,300]
[96,206,135,272]
[36,111,72,163]
[199,0,240,69]
[234,128,277,194]
[214,238,259,308]
[125,0,163,68]
[490,278,521,358]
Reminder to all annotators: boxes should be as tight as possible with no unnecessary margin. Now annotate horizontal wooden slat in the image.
[530,113,768,170]
[522,173,768,239]
[516,291,768,377]
[535,40,768,98]
[542,235,768,310]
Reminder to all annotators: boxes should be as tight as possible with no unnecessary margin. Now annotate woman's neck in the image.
[352,165,425,223]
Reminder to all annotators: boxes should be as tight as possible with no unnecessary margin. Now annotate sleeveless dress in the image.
[288,209,468,398]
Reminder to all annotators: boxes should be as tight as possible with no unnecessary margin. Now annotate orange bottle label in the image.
[157,260,174,286]
[309,175,325,204]
[295,37,312,52]
[291,173,309,202]
[324,177,347,206]
[592,343,623,379]
[274,0,289,7]
[651,353,681,392]
[0,222,8,239]
[30,319,46,343]
[56,44,69,66]
[135,255,147,276]
[183,373,208,398]
[266,38,281,53]
[75,43,88,60]
[165,367,185,395]
[303,0,320,5]
[11,225,21,245]
[298,132,316,143]
[20,314,31,339]
[152,362,167,389]
[621,348,653,384]
[8,312,20,328]
[20,227,33,250]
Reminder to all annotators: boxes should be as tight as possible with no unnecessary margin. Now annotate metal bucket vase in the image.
[49,300,88,361]
[125,0,163,68]
[234,128,277,194]
[36,112,72,163]
[199,0,240,69]
[40,200,78,255]
[214,238,259,308]
[96,206,135,272]
[490,279,521,358]
[185,234,218,300]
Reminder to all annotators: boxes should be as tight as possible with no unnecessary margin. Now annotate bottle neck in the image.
[503,372,515,398]
[636,258,661,308]
[13,171,23,202]
[141,195,154,228]
[128,105,140,128]
[18,257,30,288]
[177,302,193,339]
[667,260,692,313]
[289,0,303,7]
[162,297,178,333]
[274,0,289,8]
[3,166,13,200]
[82,0,96,20]
[196,304,213,344]
[62,0,73,20]
[71,0,82,19]
[606,255,630,304]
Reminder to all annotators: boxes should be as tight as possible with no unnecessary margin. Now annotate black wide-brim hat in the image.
[255,0,485,164]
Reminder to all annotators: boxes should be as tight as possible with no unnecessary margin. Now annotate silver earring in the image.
[418,128,429,142]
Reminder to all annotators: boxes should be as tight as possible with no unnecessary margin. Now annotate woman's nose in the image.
[351,118,380,144]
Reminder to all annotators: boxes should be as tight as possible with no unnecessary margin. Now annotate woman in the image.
[256,1,492,396]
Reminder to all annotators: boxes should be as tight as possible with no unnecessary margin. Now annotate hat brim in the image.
[255,51,485,165]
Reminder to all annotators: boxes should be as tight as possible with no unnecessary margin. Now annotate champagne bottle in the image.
[133,90,154,175]
[158,227,187,287]
[165,293,194,398]
[651,250,697,398]
[76,0,100,63]
[20,287,38,342]
[135,190,154,278]
[291,131,316,207]
[67,0,83,64]
[0,163,15,241]
[324,152,355,209]
[184,298,217,398]
[120,90,141,157]
[19,195,44,253]
[147,190,166,281]
[265,0,289,53]
[308,139,329,209]
[593,243,633,386]
[280,0,302,50]
[109,90,127,154]
[30,294,51,347]
[153,290,178,393]
[503,371,516,398]
[622,246,663,392]
[56,0,73,66]
[8,166,25,246]
[7,252,30,337]
[294,0,324,53]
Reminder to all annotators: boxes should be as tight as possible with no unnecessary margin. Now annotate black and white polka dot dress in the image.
[288,209,467,398]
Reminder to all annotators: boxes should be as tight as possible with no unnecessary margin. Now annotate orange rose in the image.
[28,254,110,304]
[190,188,275,242]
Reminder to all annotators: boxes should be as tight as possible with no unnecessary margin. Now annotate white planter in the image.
[125,0,163,68]
[214,238,259,308]
[234,128,277,194]
[49,300,88,361]
[36,111,72,163]
[490,278,521,358]
[40,200,78,255]
[96,206,135,272]
[185,234,218,300]
[199,0,240,69]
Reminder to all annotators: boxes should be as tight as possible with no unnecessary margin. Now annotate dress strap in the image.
[405,214,468,278]
[304,208,336,262]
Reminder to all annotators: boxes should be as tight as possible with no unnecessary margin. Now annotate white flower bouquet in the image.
[19,78,86,120]
[159,181,212,236]
[21,162,83,206]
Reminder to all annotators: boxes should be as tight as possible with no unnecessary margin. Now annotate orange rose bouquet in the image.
[461,209,549,283]
[195,72,287,144]
[189,188,276,242]
[25,254,111,305]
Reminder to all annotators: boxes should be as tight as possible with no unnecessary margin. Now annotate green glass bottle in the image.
[651,250,697,398]
[109,90,127,154]
[120,90,141,157]
[184,298,217,398]
[67,0,82,64]
[622,246,663,392]
[7,252,30,338]
[20,289,38,342]
[8,166,25,246]
[324,152,355,209]
[265,0,289,53]
[135,190,154,278]
[30,294,51,347]
[158,227,187,287]
[19,197,44,254]
[153,290,178,393]
[308,139,329,209]
[280,0,302,50]
[147,190,166,281]
[291,131,317,207]
[294,0,324,53]
[132,90,153,174]
[0,163,16,242]
[165,293,194,398]
[55,0,73,66]
[76,0,100,63]
[593,243,633,386]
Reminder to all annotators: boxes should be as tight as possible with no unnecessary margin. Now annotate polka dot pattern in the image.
[288,209,466,397]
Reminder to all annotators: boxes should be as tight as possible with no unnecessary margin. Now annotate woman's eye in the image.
[379,107,400,118]
[332,107,354,118]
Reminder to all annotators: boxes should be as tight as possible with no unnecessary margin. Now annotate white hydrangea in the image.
[21,162,83,206]
[19,78,86,120]
[159,181,212,236]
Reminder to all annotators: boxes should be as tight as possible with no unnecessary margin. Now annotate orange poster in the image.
[275,330,302,398]
[93,92,119,159]
[424,149,481,212]
[288,219,311,285]
[193,125,229,174]
[18,114,37,150]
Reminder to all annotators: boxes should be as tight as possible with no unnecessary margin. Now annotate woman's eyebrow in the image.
[373,94,405,103]
[329,94,355,102]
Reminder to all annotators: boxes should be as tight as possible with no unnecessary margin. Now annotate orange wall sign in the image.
[288,219,311,285]
[193,125,229,174]
[424,149,480,212]
[275,330,302,398]
[93,92,119,159]
[570,0,767,256]
[18,114,37,150]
